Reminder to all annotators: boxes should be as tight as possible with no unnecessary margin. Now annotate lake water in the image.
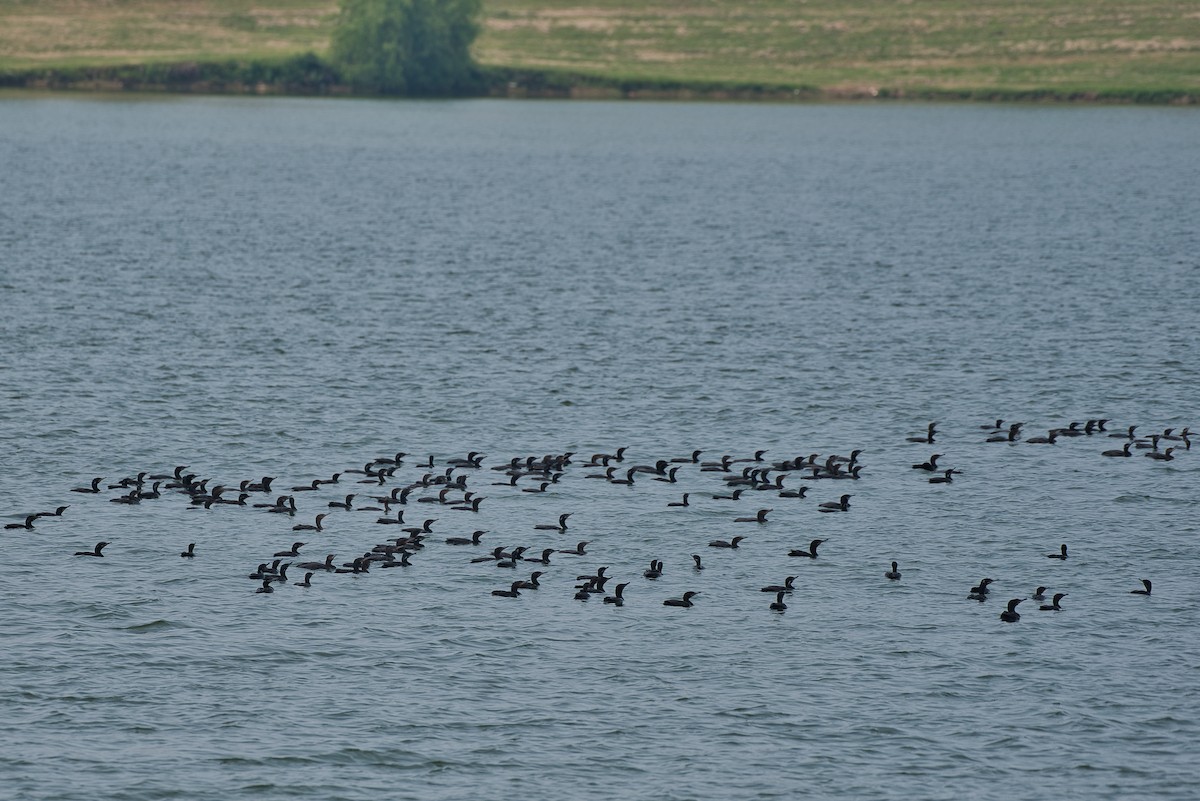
[1,95,1198,800]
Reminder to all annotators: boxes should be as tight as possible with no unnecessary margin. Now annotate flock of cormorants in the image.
[5,418,1187,622]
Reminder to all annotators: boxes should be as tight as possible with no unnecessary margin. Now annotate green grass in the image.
[1,0,1197,100]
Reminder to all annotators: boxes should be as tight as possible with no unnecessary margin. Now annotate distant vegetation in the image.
[0,0,1196,101]
[330,0,482,95]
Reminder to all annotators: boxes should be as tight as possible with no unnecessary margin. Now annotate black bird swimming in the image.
[75,541,109,557]
[1162,426,1191,442]
[295,572,314,587]
[968,578,994,600]
[906,422,937,443]
[1101,443,1133,457]
[734,509,771,523]
[4,515,36,530]
[517,571,544,590]
[818,494,852,512]
[1130,578,1152,595]
[1135,434,1161,451]
[1039,593,1067,611]
[667,493,689,507]
[296,554,336,572]
[293,514,327,532]
[606,468,637,486]
[1031,586,1048,601]
[180,543,196,558]
[761,576,797,593]
[577,566,608,583]
[71,477,104,493]
[912,454,941,471]
[712,489,744,501]
[471,547,506,565]
[334,558,369,574]
[789,539,825,558]
[263,496,297,515]
[643,560,663,579]
[1047,544,1068,560]
[1000,598,1023,622]
[885,561,901,580]
[929,469,959,484]
[255,579,274,594]
[328,494,355,510]
[496,547,528,568]
[451,496,485,512]
[663,591,700,608]
[445,530,487,546]
[534,513,571,531]
[275,542,306,557]
[379,551,413,568]
[653,466,681,483]
[691,554,704,571]
[400,518,438,536]
[769,591,788,612]
[262,564,290,584]
[708,536,745,549]
[559,541,589,556]
[33,505,70,520]
[604,583,629,606]
[987,423,1023,443]
[524,548,556,565]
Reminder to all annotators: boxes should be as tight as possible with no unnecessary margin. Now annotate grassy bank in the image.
[1,0,1197,101]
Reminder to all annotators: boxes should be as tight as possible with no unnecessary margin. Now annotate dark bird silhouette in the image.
[761,576,796,593]
[604,583,629,606]
[293,514,327,532]
[663,591,700,608]
[534,513,571,531]
[1000,598,1023,622]
[1039,593,1067,611]
[818,494,852,512]
[445,530,487,546]
[789,539,825,558]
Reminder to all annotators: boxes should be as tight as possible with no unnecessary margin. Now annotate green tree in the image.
[330,0,483,96]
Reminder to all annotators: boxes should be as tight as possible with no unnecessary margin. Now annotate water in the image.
[1,95,1198,800]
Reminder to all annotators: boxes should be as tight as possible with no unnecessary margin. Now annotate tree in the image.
[330,0,483,96]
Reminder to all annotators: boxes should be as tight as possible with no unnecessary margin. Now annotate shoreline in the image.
[1,61,1195,106]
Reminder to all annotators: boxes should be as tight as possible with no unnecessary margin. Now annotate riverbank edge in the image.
[1,57,1195,105]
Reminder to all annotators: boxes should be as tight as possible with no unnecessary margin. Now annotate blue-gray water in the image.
[1,95,1198,800]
